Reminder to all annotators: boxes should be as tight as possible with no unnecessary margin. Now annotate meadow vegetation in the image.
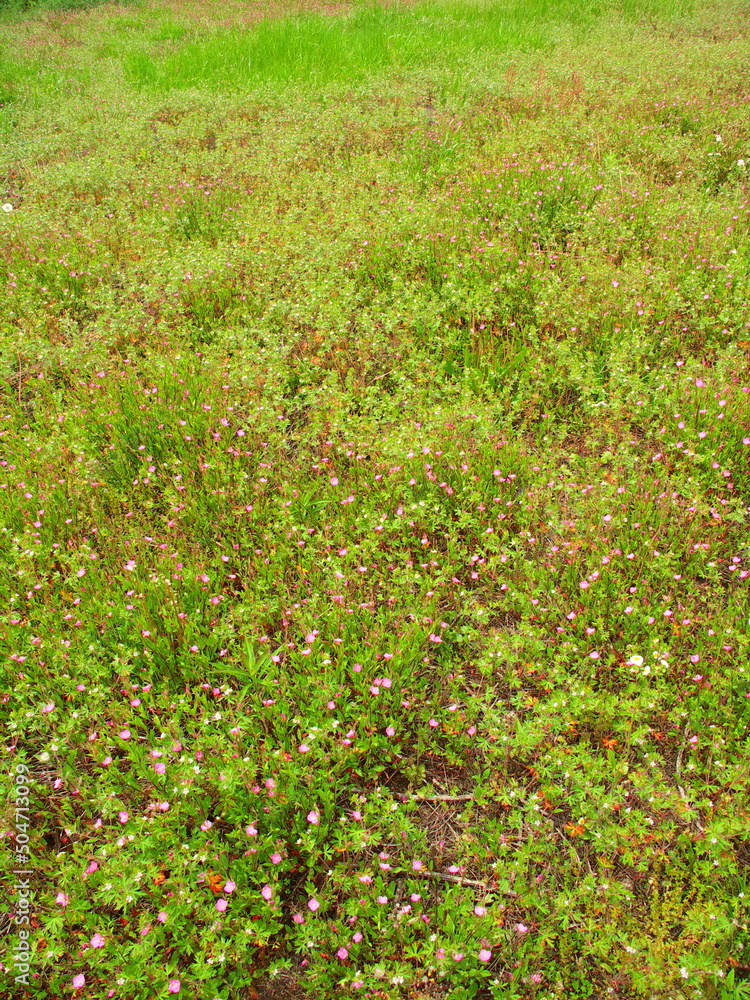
[1,0,749,996]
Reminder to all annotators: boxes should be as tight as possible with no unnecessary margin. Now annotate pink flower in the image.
[474,905,486,916]
[73,974,85,989]
[224,880,236,893]
[298,744,310,753]
[412,860,423,870]
[336,946,348,960]
[261,885,272,901]
[76,568,86,577]
[385,726,395,737]
[308,898,320,912]
[157,911,167,923]
[270,853,282,864]
[428,718,439,728]
[478,949,492,962]
[515,923,529,933]
[56,892,70,906]
[690,654,700,663]
[124,561,137,571]
[377,895,388,904]
[84,861,99,876]
[307,810,319,825]
[245,824,258,836]
[118,811,128,824]
[154,762,166,774]
[41,702,55,714]
[292,913,304,924]
[118,730,130,740]
[330,477,339,486]
[90,932,105,948]
[168,981,181,994]
[215,898,228,911]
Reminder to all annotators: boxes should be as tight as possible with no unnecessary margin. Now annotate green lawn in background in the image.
[1,0,749,997]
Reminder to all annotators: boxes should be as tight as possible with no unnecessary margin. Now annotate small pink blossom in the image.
[337,946,349,960]
[118,811,129,824]
[307,810,319,825]
[73,974,85,989]
[157,911,167,923]
[224,880,236,893]
[90,933,105,949]
[478,948,492,962]
[56,892,70,907]
[215,898,228,911]
[118,730,130,740]
[167,981,181,994]
[308,897,320,912]
[261,885,273,901]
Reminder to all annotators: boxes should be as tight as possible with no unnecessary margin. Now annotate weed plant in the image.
[0,0,749,997]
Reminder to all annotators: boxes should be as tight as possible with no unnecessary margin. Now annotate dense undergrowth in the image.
[1,0,749,997]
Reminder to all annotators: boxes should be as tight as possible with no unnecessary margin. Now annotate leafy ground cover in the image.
[1,0,749,996]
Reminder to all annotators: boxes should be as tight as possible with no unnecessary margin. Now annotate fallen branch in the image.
[416,870,517,896]
[412,793,474,803]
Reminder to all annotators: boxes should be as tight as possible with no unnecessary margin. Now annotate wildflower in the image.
[261,885,272,901]
[337,946,348,960]
[307,810,319,825]
[72,974,85,988]
[56,892,70,907]
[478,949,492,962]
[626,655,644,667]
[308,898,320,912]
[90,933,105,948]
[168,980,181,994]
[215,898,228,911]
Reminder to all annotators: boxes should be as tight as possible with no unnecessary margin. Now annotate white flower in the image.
[738,159,746,168]
[626,655,644,667]
[1,203,12,213]
[680,967,689,979]
[715,134,722,142]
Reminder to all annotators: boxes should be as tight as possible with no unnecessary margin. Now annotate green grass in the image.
[1,0,750,997]
[122,0,692,92]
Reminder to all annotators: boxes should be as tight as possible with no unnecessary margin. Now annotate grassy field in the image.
[1,0,749,996]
